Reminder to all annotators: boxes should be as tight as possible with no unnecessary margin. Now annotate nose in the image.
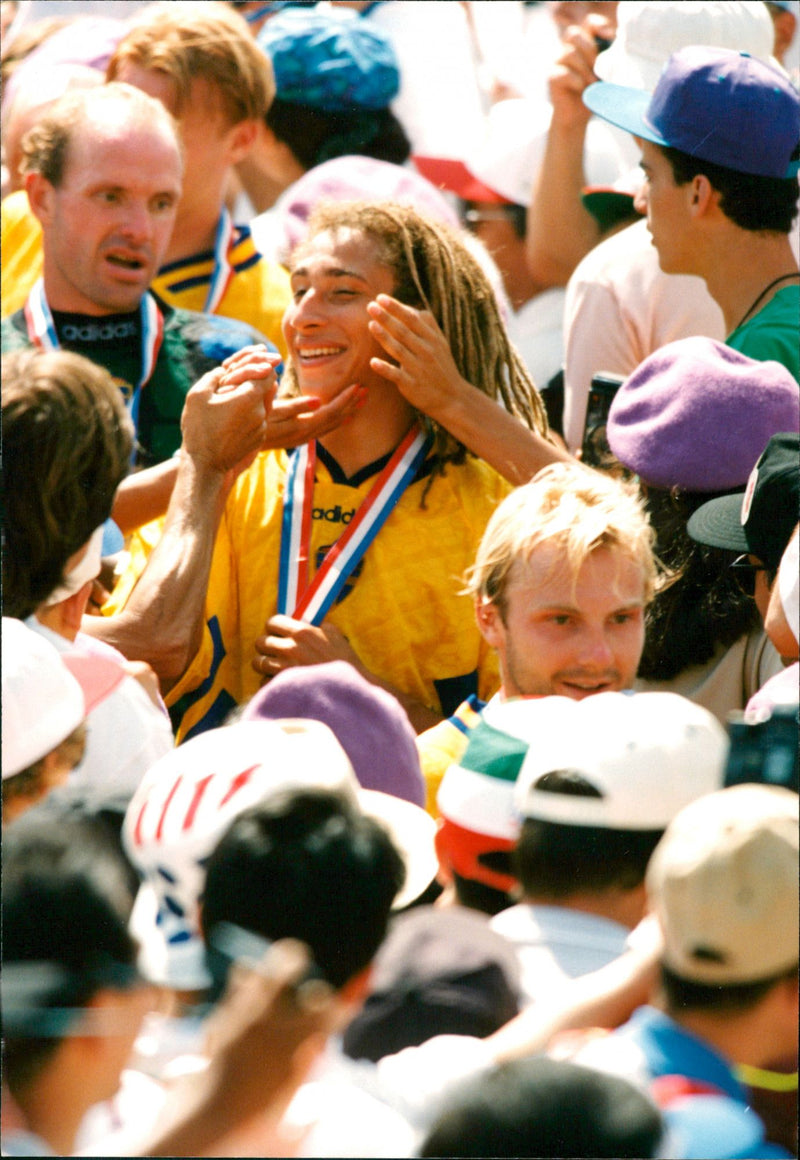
[120,200,154,245]
[576,626,614,669]
[633,181,648,215]
[287,289,325,332]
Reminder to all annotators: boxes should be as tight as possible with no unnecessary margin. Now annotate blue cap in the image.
[257,7,400,112]
[584,46,800,179]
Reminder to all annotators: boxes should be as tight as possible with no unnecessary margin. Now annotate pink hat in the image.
[276,154,459,261]
[2,618,125,779]
[607,337,800,491]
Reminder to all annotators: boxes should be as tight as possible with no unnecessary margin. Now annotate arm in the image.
[525,17,609,287]
[487,915,662,1064]
[367,294,573,486]
[141,940,335,1158]
[252,615,442,733]
[81,352,277,690]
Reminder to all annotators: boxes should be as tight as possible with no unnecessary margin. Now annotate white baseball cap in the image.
[2,617,124,779]
[124,718,436,989]
[514,692,728,829]
[647,784,799,983]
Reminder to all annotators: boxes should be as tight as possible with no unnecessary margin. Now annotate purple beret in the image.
[242,661,425,807]
[607,337,800,491]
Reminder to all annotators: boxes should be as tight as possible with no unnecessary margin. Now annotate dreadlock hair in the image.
[283,200,548,482]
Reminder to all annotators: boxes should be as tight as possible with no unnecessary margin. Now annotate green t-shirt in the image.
[726,284,800,383]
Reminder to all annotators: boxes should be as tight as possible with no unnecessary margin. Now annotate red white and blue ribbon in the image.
[278,425,432,625]
[203,208,235,314]
[24,279,164,441]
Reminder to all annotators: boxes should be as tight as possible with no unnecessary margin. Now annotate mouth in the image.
[105,252,149,274]
[295,345,347,364]
[556,676,619,699]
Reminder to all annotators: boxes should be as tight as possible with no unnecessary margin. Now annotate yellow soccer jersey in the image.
[150,224,290,357]
[1,190,42,318]
[110,447,510,741]
[1,195,288,353]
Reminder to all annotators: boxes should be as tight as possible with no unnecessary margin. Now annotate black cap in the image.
[687,433,799,571]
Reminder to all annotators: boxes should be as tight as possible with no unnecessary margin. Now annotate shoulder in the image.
[162,303,277,362]
[1,309,30,350]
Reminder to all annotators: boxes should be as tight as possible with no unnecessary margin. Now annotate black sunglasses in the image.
[729,554,770,597]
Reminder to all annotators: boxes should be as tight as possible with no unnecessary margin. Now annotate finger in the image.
[221,343,269,367]
[370,295,435,336]
[271,395,323,421]
[369,356,404,385]
[368,317,412,362]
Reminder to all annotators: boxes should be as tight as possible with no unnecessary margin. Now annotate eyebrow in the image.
[291,265,369,281]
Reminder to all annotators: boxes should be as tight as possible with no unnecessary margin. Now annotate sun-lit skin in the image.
[477,543,647,699]
[111,64,254,260]
[281,228,418,478]
[634,139,698,276]
[29,113,182,315]
[283,227,399,400]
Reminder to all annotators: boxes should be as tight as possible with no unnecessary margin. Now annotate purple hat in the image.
[607,337,800,492]
[242,661,425,807]
[277,154,459,259]
[584,46,800,179]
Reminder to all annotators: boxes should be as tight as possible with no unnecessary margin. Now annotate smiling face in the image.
[33,113,182,315]
[283,227,397,401]
[478,542,646,699]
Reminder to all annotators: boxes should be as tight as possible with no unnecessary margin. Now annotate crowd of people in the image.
[1,1,798,1156]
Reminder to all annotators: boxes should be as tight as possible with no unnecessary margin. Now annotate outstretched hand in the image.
[367,294,466,424]
[548,13,613,129]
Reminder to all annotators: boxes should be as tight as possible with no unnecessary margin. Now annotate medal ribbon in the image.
[278,425,432,625]
[24,279,164,459]
[204,208,236,314]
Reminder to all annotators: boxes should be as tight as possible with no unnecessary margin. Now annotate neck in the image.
[317,387,418,478]
[657,989,793,1071]
[700,231,798,334]
[163,197,227,266]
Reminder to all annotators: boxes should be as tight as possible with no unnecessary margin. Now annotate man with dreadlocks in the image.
[97,201,566,737]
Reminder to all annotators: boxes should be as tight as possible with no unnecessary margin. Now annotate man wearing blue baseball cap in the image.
[584,46,800,381]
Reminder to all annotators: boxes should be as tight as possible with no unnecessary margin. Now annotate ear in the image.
[25,171,56,227]
[225,118,259,165]
[475,598,504,649]
[688,174,717,219]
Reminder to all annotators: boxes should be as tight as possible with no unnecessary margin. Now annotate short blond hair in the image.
[107,1,274,126]
[467,462,658,613]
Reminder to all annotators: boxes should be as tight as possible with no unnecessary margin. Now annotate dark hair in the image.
[660,961,799,1016]
[513,771,663,898]
[453,868,515,917]
[659,143,800,233]
[638,487,760,680]
[1,349,133,619]
[201,788,405,990]
[420,1056,664,1158]
[266,97,410,171]
[2,811,138,1094]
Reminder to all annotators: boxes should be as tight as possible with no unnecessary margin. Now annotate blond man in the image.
[419,461,657,810]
